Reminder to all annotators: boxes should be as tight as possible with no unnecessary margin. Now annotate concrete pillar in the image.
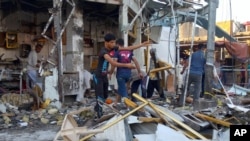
[63,5,84,101]
[120,0,143,66]
[120,1,128,46]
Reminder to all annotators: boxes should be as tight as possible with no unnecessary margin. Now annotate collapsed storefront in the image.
[0,0,249,141]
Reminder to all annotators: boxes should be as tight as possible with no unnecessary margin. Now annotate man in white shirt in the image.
[27,44,42,89]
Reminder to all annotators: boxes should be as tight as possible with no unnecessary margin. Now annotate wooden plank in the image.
[149,66,172,73]
[85,0,120,5]
[166,74,175,93]
[61,127,103,136]
[80,100,149,141]
[138,117,163,123]
[133,94,207,140]
[92,115,132,141]
[194,113,231,127]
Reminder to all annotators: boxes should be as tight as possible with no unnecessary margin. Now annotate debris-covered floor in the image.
[0,86,250,141]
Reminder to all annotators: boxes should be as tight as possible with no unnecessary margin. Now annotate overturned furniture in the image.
[53,107,103,141]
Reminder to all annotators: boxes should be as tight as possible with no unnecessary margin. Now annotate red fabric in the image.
[216,41,249,62]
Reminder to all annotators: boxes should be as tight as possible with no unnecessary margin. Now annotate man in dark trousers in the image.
[109,38,143,107]
[146,48,170,99]
[93,33,150,118]
[187,44,206,103]
[129,69,147,101]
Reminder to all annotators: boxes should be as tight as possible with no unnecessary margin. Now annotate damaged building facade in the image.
[0,0,179,105]
[0,0,250,141]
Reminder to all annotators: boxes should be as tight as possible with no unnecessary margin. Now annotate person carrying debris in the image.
[93,33,150,118]
[26,44,43,89]
[146,48,169,99]
[109,38,143,107]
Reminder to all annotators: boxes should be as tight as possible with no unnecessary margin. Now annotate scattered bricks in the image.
[22,115,29,122]
[3,116,11,124]
[40,118,49,124]
[30,114,38,120]
[48,108,58,115]
[57,120,63,126]
[0,103,7,113]
[55,114,64,121]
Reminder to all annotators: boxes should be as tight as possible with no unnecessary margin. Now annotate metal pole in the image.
[204,0,219,98]
[127,0,149,32]
[206,0,218,64]
[181,12,198,107]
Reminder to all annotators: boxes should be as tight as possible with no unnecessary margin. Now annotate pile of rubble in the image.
[0,93,97,131]
[54,92,250,141]
[0,88,250,141]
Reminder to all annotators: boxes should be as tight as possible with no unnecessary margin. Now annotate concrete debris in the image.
[3,116,11,124]
[0,87,250,141]
[1,93,33,107]
[0,103,6,113]
[227,84,250,96]
[212,129,230,141]
[48,108,59,115]
[18,122,28,127]
[180,113,210,131]
[40,117,49,124]
[22,115,29,122]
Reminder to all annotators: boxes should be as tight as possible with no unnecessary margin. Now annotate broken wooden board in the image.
[90,115,133,141]
[194,113,231,127]
[144,105,184,123]
[60,113,104,141]
[60,114,79,141]
[61,127,103,137]
[133,94,207,140]
[138,117,163,123]
[166,74,175,93]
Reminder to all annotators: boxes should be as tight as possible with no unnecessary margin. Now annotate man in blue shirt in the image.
[187,43,206,101]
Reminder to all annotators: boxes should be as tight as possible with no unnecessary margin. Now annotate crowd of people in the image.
[91,33,172,118]
[29,34,249,118]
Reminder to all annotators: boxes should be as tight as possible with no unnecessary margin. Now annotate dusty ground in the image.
[0,124,60,141]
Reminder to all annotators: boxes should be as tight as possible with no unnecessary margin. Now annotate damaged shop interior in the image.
[0,0,250,141]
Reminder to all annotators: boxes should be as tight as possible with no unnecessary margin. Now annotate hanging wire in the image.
[182,11,198,107]
[228,0,237,91]
[166,0,176,64]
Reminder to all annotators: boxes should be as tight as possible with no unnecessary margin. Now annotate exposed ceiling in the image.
[81,1,119,19]
[0,0,53,13]
[0,0,120,22]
